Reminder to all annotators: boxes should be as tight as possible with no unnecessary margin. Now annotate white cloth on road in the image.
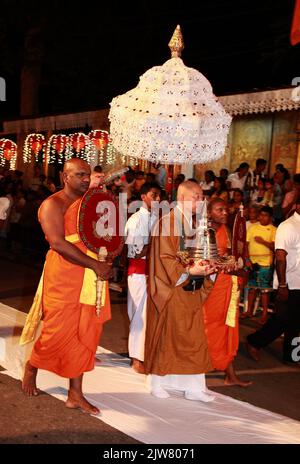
[2,304,300,445]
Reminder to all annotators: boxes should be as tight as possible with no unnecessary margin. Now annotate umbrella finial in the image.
[168,24,184,58]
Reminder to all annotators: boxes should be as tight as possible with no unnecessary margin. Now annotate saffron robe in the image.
[203,224,239,371]
[144,209,212,376]
[28,198,111,378]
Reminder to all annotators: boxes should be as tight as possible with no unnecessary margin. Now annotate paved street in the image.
[0,245,299,444]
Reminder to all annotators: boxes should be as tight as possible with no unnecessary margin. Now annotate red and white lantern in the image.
[0,138,17,170]
[23,133,46,163]
[66,132,91,162]
[46,134,69,164]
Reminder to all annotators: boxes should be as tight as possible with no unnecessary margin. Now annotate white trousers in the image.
[149,374,207,393]
[127,273,147,361]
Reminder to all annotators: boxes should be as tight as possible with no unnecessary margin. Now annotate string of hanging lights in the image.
[65,132,91,162]
[45,134,69,165]
[20,129,122,168]
[23,133,46,164]
[0,138,17,170]
[88,129,109,165]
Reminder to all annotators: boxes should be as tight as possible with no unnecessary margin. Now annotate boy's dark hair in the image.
[276,163,284,170]
[233,188,244,198]
[176,173,185,182]
[260,205,273,216]
[93,165,102,173]
[205,170,215,180]
[140,182,161,196]
[256,158,267,168]
[125,170,135,183]
[238,162,249,170]
[220,168,229,175]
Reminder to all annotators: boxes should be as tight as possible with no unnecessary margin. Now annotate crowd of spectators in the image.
[1,159,299,319]
[0,166,54,260]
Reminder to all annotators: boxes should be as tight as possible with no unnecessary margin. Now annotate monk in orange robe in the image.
[21,159,112,415]
[203,198,252,387]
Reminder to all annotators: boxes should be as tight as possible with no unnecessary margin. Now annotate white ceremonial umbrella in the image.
[109,25,232,165]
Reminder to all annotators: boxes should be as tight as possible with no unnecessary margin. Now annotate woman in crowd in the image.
[211,176,229,202]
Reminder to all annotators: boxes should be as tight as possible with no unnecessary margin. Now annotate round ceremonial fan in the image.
[78,188,124,259]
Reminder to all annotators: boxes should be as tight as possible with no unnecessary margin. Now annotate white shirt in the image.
[273,212,300,290]
[200,181,214,191]
[125,207,157,259]
[227,172,247,191]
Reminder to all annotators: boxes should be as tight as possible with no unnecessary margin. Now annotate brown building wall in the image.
[195,109,299,181]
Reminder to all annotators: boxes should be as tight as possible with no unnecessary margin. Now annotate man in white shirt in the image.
[246,196,300,365]
[125,182,161,373]
[227,163,249,198]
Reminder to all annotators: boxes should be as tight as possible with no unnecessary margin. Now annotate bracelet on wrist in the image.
[278,283,288,288]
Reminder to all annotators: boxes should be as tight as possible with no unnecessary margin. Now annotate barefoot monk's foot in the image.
[224,375,253,388]
[22,361,39,396]
[224,362,253,387]
[66,394,101,416]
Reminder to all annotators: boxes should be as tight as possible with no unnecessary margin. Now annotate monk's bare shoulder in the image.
[38,191,70,222]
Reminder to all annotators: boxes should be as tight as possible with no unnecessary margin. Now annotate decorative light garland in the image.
[88,129,109,165]
[46,134,69,164]
[20,129,125,170]
[105,134,119,166]
[65,132,91,162]
[23,133,46,163]
[0,138,17,170]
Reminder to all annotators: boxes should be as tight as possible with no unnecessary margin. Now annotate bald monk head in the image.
[62,158,91,196]
[177,180,203,214]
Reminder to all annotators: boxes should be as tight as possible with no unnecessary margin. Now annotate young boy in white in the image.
[125,182,161,373]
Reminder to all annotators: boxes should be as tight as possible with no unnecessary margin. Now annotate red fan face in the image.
[78,188,124,259]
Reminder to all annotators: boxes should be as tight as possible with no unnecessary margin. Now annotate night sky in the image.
[0,0,299,119]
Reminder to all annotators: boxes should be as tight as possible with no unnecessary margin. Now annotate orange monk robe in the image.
[203,224,239,371]
[144,209,212,376]
[29,199,111,379]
